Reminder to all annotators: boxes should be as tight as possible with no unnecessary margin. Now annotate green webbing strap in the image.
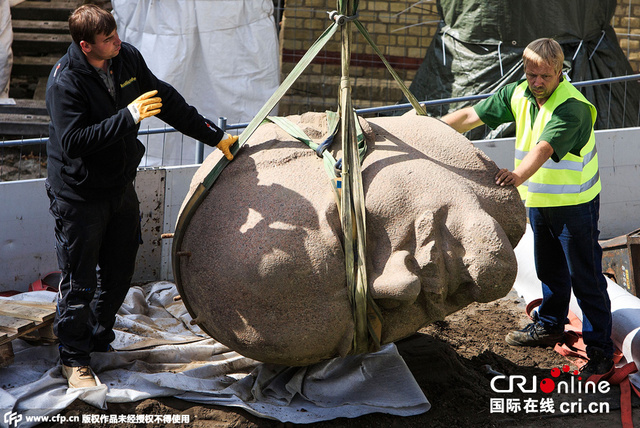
[203,23,339,190]
[265,111,369,213]
[172,22,339,304]
[353,19,427,116]
[265,115,338,178]
[325,110,367,164]
[174,0,424,357]
[336,0,383,355]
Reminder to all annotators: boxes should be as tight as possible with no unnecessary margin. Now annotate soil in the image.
[40,291,640,428]
[0,146,48,182]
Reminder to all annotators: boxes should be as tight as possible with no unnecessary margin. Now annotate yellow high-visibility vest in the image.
[511,79,600,207]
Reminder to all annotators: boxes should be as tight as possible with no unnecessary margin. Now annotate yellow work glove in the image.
[217,133,238,160]
[127,90,162,124]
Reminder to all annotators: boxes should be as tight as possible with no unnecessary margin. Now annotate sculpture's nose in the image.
[370,250,421,306]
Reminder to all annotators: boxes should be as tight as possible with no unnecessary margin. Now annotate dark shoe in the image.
[505,322,564,347]
[580,349,614,381]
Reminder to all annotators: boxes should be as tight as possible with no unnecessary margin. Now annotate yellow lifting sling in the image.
[172,0,426,355]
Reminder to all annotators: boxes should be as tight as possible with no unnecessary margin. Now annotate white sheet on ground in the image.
[0,282,429,427]
[513,223,640,391]
[111,0,280,166]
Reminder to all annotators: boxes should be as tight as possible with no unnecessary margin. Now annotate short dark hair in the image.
[68,4,117,45]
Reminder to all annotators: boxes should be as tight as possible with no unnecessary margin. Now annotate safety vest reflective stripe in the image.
[510,80,600,207]
[527,170,600,194]
[515,145,597,172]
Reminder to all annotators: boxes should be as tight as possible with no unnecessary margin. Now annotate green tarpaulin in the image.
[409,0,640,140]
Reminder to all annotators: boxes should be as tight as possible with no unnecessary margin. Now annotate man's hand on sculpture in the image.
[127,90,162,124]
[217,133,238,160]
[495,168,518,186]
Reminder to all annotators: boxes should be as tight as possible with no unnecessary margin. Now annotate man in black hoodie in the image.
[45,4,237,388]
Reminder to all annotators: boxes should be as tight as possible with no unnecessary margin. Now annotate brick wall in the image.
[278,0,438,115]
[612,0,640,72]
[278,0,640,116]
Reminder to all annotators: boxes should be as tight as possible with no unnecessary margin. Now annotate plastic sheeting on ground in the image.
[0,282,430,427]
[111,0,280,166]
[512,224,640,391]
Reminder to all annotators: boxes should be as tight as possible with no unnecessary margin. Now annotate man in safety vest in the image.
[441,38,614,379]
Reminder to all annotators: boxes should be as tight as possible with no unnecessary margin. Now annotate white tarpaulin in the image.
[0,282,430,427]
[111,0,280,166]
[0,0,13,98]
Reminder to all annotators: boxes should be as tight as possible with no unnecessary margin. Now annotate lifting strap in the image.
[172,0,425,357]
[264,111,382,353]
[172,19,340,315]
[264,111,366,210]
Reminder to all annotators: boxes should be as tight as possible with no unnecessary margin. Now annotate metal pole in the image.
[217,117,228,156]
[195,138,204,165]
[3,74,640,149]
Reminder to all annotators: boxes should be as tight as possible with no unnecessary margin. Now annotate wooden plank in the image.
[0,319,55,347]
[33,77,48,100]
[21,323,57,344]
[12,55,60,78]
[12,33,72,55]
[0,113,50,137]
[0,98,48,115]
[0,302,56,322]
[0,315,35,334]
[13,33,72,44]
[0,113,50,122]
[10,299,57,307]
[11,301,57,311]
[12,20,69,34]
[0,333,18,347]
[11,1,83,21]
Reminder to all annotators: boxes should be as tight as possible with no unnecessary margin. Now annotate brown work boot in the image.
[62,365,98,388]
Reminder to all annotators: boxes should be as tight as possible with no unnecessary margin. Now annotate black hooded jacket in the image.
[45,41,224,201]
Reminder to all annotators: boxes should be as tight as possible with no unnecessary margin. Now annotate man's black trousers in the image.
[46,181,140,366]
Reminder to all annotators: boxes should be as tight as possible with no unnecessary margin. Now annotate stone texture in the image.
[177,111,526,366]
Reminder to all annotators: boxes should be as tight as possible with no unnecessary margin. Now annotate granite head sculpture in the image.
[175,112,526,366]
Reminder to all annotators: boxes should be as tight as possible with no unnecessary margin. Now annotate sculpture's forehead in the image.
[363,153,475,212]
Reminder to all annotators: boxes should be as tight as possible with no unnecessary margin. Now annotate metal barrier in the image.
[1,73,639,178]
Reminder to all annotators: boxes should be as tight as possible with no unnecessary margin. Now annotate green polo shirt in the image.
[473,79,593,162]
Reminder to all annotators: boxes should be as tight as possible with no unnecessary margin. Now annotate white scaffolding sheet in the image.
[111,0,280,166]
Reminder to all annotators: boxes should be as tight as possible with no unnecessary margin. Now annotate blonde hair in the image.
[522,38,564,74]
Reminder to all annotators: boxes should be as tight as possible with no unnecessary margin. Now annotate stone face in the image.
[177,112,527,366]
